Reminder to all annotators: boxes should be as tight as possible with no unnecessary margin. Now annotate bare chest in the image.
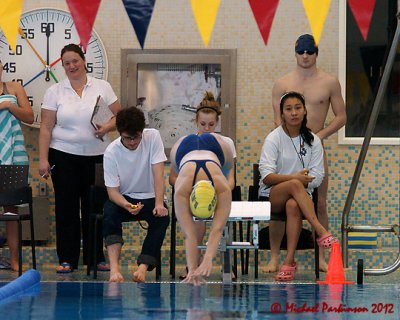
[284,78,331,130]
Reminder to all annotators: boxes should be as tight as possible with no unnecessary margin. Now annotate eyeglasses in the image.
[121,133,142,142]
[296,50,316,55]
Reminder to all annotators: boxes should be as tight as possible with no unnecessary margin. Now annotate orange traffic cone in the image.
[317,241,354,284]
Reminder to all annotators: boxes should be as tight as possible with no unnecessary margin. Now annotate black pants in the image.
[49,148,105,269]
[103,196,169,271]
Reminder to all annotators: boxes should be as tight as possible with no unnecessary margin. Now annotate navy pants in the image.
[103,196,169,271]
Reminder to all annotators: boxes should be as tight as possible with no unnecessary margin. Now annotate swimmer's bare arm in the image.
[2,82,34,123]
[315,78,346,140]
[173,187,201,276]
[194,179,231,277]
[272,79,286,127]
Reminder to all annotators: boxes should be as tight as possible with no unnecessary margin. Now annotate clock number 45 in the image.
[3,62,16,73]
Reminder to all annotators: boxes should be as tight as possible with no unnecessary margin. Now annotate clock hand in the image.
[18,28,47,66]
[50,57,62,68]
[18,27,58,83]
[23,69,45,87]
[48,69,58,83]
[24,66,58,87]
[45,24,52,81]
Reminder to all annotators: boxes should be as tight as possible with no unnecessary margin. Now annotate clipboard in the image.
[90,95,104,141]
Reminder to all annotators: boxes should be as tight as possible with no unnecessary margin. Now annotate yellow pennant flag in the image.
[191,0,221,47]
[302,0,331,45]
[0,0,23,52]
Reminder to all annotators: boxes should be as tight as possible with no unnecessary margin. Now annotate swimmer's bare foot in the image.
[109,271,124,282]
[133,264,147,283]
[262,258,279,273]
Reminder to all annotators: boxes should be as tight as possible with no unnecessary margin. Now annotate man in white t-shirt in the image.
[103,107,169,282]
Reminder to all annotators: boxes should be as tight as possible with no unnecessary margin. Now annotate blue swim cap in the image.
[295,34,318,55]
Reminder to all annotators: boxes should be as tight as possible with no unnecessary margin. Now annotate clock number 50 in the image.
[9,45,22,55]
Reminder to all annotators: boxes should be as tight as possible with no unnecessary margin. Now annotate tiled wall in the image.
[2,1,398,257]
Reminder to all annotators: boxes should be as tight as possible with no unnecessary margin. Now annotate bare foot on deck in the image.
[109,271,124,282]
[133,264,147,283]
[262,258,279,273]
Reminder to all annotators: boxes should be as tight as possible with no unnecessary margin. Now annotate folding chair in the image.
[0,165,36,276]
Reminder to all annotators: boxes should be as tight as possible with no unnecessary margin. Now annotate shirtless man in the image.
[265,34,346,272]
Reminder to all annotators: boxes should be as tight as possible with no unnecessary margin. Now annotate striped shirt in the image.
[0,93,29,165]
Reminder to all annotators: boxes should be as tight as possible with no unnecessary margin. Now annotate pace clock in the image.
[0,8,108,128]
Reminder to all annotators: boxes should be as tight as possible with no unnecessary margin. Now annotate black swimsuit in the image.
[175,133,225,186]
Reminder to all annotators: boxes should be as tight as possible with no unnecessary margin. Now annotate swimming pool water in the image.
[0,282,399,319]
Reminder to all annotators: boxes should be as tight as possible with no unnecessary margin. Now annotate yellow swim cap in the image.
[189,180,217,219]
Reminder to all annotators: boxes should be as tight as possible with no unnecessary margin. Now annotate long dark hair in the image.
[280,91,314,146]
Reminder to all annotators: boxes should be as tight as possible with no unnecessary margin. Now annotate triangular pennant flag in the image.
[302,0,331,45]
[66,0,101,50]
[191,0,221,47]
[347,0,376,41]
[248,0,279,46]
[123,0,156,49]
[0,0,23,52]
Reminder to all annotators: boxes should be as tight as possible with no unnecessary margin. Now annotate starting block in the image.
[197,201,270,283]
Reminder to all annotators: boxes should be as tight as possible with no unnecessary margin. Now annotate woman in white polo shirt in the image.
[39,44,121,273]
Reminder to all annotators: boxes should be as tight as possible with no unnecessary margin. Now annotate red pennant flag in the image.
[66,0,101,50]
[248,0,279,46]
[123,0,156,49]
[347,0,376,41]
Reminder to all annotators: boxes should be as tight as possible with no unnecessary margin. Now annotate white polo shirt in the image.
[42,76,118,156]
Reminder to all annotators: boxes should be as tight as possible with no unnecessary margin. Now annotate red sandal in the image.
[317,233,338,249]
[275,262,297,282]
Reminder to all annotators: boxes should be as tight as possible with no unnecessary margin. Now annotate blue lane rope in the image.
[0,269,40,301]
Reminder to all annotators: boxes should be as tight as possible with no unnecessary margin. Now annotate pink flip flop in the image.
[275,262,297,282]
[317,233,338,249]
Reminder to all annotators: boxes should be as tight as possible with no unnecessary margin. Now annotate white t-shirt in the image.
[219,134,237,158]
[258,126,324,198]
[103,128,167,199]
[42,76,118,156]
